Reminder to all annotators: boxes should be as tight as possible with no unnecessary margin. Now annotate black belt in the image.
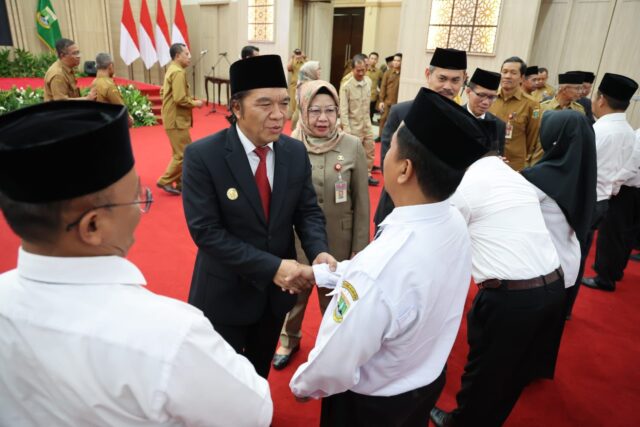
[477,267,564,291]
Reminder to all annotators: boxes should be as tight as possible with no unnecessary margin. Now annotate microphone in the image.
[200,49,208,55]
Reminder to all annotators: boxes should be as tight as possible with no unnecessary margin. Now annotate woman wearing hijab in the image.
[291,61,322,130]
[273,80,370,370]
[521,109,597,378]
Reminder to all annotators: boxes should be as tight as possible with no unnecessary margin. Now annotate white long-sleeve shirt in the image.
[449,156,560,283]
[290,202,472,398]
[593,113,636,200]
[613,128,640,190]
[0,249,272,427]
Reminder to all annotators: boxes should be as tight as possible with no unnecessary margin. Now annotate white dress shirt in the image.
[530,184,581,288]
[613,128,640,189]
[290,201,472,398]
[449,156,560,283]
[0,249,272,427]
[237,124,274,189]
[593,113,636,200]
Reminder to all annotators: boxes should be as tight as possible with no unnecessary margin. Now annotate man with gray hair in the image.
[92,52,133,127]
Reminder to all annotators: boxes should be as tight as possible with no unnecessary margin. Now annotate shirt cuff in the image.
[312,264,340,289]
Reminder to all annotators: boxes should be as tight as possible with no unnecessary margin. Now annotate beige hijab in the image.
[291,80,344,154]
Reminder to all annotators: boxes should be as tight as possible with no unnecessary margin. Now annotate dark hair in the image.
[369,52,379,58]
[598,91,630,111]
[226,90,251,125]
[351,53,367,68]
[0,192,69,244]
[55,38,75,57]
[539,67,549,74]
[395,126,465,201]
[241,45,259,59]
[170,43,186,60]
[502,56,526,76]
[315,87,333,97]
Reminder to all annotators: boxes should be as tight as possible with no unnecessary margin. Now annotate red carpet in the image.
[1,107,639,426]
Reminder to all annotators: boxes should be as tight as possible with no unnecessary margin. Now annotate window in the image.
[248,0,274,42]
[427,0,502,55]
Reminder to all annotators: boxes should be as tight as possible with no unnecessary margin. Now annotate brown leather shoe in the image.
[156,183,181,195]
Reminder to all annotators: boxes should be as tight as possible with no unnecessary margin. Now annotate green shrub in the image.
[0,49,57,77]
[1,84,157,128]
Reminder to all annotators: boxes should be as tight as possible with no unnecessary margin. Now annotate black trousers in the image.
[565,199,609,316]
[370,101,377,121]
[594,186,640,282]
[451,278,566,427]
[212,308,284,379]
[320,369,446,427]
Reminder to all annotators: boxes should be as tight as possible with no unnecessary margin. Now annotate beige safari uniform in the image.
[92,77,125,105]
[288,59,306,116]
[280,134,370,349]
[44,60,80,101]
[157,61,198,189]
[489,87,541,171]
[540,97,586,115]
[378,69,401,136]
[532,83,556,102]
[340,76,375,173]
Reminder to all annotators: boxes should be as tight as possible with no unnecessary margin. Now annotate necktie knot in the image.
[255,146,269,160]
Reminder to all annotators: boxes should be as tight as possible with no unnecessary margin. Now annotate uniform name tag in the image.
[335,174,347,204]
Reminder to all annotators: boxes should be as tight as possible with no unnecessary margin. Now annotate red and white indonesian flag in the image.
[171,0,190,49]
[119,0,139,66]
[138,0,157,69]
[155,0,171,66]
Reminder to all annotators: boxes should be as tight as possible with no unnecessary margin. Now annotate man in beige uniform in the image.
[92,53,133,127]
[489,56,541,171]
[287,49,307,118]
[532,67,556,101]
[366,52,384,123]
[340,55,378,186]
[44,38,96,102]
[156,43,203,195]
[540,72,586,114]
[377,53,402,139]
[522,65,542,100]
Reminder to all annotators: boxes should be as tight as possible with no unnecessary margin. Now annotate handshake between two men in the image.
[274,252,338,294]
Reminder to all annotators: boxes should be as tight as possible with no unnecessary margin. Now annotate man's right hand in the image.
[274,260,314,294]
[378,102,385,112]
[194,99,204,108]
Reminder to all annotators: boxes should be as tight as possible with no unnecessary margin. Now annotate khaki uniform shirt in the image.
[301,134,370,261]
[289,59,306,87]
[489,87,541,171]
[93,77,125,105]
[366,66,384,103]
[379,69,400,105]
[44,60,80,101]
[532,83,556,102]
[540,97,586,115]
[339,76,374,145]
[161,61,197,130]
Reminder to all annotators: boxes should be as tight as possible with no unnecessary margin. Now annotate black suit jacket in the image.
[182,126,328,325]
[463,106,506,155]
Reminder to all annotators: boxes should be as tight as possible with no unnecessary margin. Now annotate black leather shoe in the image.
[368,176,379,186]
[156,182,181,195]
[272,345,299,370]
[430,406,453,427]
[582,276,615,292]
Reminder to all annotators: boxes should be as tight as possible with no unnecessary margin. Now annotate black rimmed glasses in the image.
[65,186,153,231]
[470,89,498,102]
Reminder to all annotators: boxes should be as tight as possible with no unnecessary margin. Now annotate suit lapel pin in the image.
[227,188,239,200]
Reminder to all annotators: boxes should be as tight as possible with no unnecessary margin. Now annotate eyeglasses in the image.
[65,186,153,231]
[308,106,339,118]
[470,89,498,102]
[65,50,81,58]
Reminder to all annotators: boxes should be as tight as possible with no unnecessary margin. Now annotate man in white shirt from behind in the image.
[288,88,491,427]
[0,102,272,427]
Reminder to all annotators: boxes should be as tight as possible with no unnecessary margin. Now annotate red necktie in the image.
[254,146,271,221]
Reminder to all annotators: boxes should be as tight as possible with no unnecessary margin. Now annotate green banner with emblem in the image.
[36,0,62,51]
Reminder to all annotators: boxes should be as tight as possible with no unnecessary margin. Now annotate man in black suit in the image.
[464,68,506,155]
[374,47,467,228]
[182,54,335,378]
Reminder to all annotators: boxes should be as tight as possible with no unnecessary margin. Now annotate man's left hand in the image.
[312,252,337,272]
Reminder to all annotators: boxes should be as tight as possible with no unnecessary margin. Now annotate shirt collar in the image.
[17,247,147,286]
[595,112,627,123]
[466,104,486,119]
[378,201,451,232]
[498,86,522,101]
[58,59,74,75]
[236,125,275,155]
